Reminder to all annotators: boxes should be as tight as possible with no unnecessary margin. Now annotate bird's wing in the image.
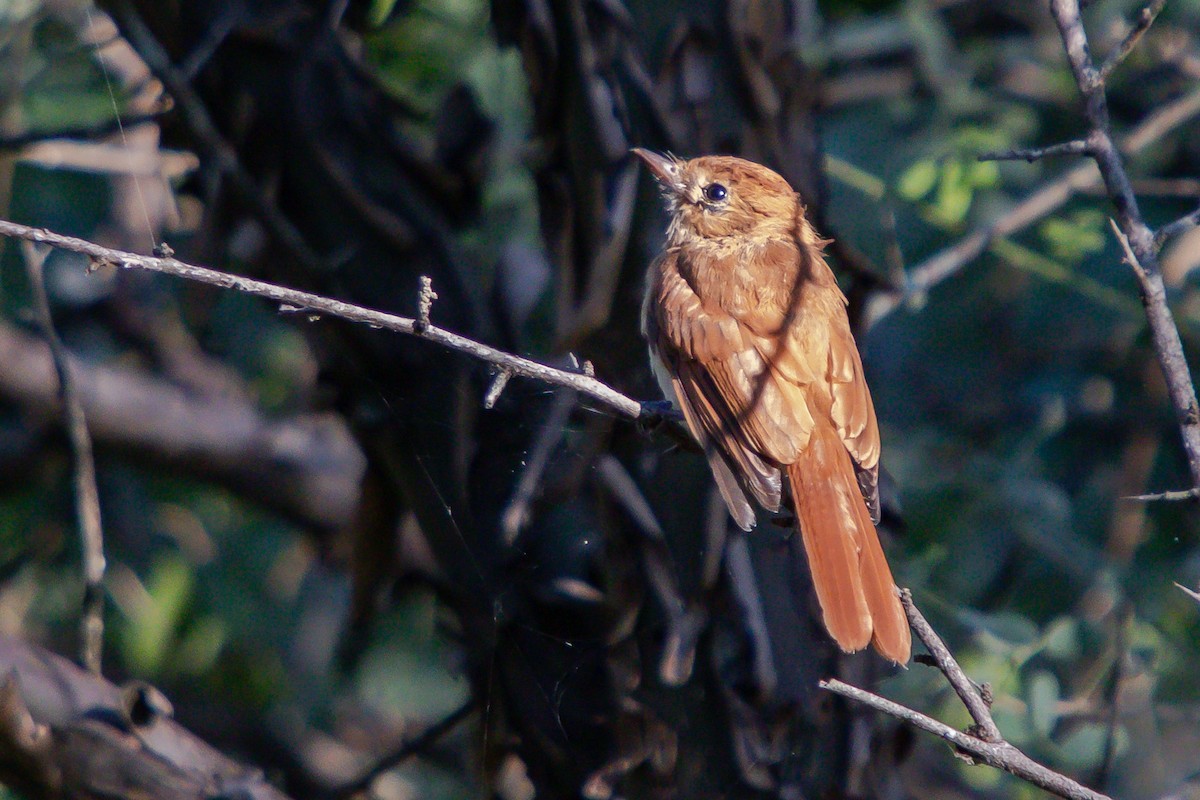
[651,253,819,524]
[727,235,882,523]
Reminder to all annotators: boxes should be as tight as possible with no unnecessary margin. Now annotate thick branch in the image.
[0,219,644,420]
[0,321,363,531]
[0,634,294,800]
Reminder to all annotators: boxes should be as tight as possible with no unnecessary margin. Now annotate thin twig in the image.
[978,139,1092,162]
[1124,487,1200,501]
[820,679,1111,800]
[1049,0,1200,491]
[901,590,1001,742]
[1097,0,1167,84]
[333,700,474,798]
[1109,218,1148,281]
[19,242,106,674]
[0,111,167,151]
[0,219,644,421]
[483,369,513,409]
[865,85,1200,326]
[1156,203,1200,247]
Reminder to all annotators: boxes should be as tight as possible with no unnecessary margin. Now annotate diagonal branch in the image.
[1048,0,1200,492]
[865,85,1200,326]
[0,219,644,421]
[1097,0,1167,84]
[901,591,1000,742]
[20,242,106,674]
[822,591,1111,800]
[821,677,1111,800]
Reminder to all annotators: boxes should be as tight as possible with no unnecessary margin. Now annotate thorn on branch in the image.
[978,139,1091,163]
[415,275,437,334]
[86,255,116,274]
[484,369,513,409]
[1108,218,1148,281]
[1174,582,1200,603]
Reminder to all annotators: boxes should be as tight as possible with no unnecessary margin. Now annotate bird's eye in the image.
[702,183,728,203]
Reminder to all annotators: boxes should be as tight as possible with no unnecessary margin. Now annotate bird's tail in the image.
[787,420,911,664]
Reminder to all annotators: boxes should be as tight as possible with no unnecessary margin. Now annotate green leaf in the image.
[897,159,939,200]
[933,158,973,225]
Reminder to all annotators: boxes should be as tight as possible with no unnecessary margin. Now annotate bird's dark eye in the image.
[703,183,728,202]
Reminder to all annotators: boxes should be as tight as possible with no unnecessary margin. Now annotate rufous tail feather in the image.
[788,421,911,664]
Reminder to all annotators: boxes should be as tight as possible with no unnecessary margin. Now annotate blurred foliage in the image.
[1,0,1200,798]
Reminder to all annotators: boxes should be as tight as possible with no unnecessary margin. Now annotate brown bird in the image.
[633,149,910,664]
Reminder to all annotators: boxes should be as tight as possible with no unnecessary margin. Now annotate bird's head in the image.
[632,149,803,250]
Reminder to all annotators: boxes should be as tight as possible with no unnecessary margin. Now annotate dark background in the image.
[1,0,1199,797]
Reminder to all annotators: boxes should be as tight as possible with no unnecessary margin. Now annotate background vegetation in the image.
[0,0,1199,798]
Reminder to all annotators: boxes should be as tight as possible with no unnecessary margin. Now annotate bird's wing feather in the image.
[652,253,822,518]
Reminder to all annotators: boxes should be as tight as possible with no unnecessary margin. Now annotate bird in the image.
[632,149,911,664]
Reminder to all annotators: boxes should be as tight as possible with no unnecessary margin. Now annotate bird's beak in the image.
[632,148,680,189]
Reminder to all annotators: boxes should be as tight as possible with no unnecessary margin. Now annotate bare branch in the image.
[1124,487,1200,502]
[901,591,1001,742]
[19,242,106,674]
[865,86,1200,326]
[978,139,1091,162]
[1156,203,1200,247]
[1097,0,1168,84]
[1109,217,1148,281]
[0,634,294,800]
[0,219,644,421]
[820,678,1111,800]
[332,701,474,798]
[823,592,1113,800]
[1174,582,1200,603]
[1048,0,1200,491]
[483,369,513,409]
[0,320,363,530]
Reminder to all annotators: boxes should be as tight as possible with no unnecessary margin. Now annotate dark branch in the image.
[20,242,106,674]
[978,139,1091,162]
[1156,203,1200,247]
[0,320,363,530]
[332,701,474,798]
